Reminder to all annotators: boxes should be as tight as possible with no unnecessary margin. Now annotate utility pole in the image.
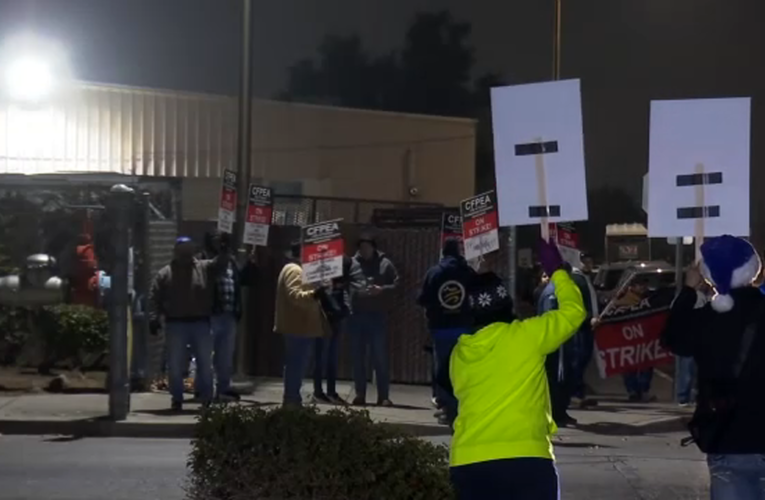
[108,184,134,421]
[234,0,253,377]
[234,0,253,247]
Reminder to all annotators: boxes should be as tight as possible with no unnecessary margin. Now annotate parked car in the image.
[593,261,675,308]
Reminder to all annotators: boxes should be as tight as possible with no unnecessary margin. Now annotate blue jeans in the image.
[211,314,237,395]
[350,311,389,402]
[432,328,467,423]
[313,321,342,397]
[623,368,654,397]
[283,334,314,405]
[166,321,213,404]
[708,454,765,500]
[676,356,697,404]
[451,458,560,499]
[571,328,594,399]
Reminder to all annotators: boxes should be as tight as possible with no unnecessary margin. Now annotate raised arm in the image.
[282,263,317,308]
[520,270,586,355]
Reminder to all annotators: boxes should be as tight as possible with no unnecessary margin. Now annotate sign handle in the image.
[694,163,705,262]
[534,137,551,241]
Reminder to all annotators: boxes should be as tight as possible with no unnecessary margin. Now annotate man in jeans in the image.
[149,236,228,411]
[349,234,399,407]
[197,230,256,402]
[312,255,360,404]
[274,240,326,406]
[417,238,474,426]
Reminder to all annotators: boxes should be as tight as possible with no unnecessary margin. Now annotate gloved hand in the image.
[149,319,161,336]
[538,237,564,278]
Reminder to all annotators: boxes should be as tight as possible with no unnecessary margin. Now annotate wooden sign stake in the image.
[534,136,551,241]
[694,163,705,262]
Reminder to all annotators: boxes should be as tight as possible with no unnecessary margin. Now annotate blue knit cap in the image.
[699,235,762,313]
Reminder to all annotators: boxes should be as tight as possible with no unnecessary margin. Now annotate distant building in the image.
[0,82,476,223]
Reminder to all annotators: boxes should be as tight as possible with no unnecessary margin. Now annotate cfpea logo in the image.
[438,280,466,310]
[446,214,462,225]
[306,221,340,237]
[223,171,237,186]
[250,186,271,199]
[463,194,492,213]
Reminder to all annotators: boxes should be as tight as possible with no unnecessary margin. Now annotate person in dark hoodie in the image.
[349,233,400,407]
[196,230,257,402]
[312,255,362,404]
[661,235,765,499]
[417,238,475,425]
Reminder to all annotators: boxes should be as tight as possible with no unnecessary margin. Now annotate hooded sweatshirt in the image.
[662,285,765,454]
[417,255,475,330]
[351,249,399,313]
[449,270,586,467]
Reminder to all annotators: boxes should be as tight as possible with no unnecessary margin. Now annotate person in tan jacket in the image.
[274,240,326,406]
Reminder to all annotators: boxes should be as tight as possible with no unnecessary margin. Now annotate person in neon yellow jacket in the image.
[449,239,586,499]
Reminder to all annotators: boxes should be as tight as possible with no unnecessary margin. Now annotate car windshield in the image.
[594,268,624,291]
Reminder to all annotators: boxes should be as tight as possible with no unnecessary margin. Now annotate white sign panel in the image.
[647,98,751,237]
[491,79,588,227]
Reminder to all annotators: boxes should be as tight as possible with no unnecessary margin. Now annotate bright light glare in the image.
[5,56,55,103]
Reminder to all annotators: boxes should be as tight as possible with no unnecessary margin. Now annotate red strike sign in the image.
[463,211,498,239]
[595,313,673,377]
[220,171,237,212]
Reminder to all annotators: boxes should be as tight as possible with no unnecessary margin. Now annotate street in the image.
[0,431,708,500]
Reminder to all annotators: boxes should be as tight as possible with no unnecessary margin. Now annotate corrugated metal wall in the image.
[0,82,476,210]
[0,84,237,177]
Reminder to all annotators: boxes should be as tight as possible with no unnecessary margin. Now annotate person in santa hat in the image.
[661,234,765,500]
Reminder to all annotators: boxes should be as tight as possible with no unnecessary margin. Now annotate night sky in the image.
[0,0,763,221]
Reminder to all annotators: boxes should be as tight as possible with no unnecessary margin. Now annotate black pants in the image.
[451,458,559,499]
[545,349,572,423]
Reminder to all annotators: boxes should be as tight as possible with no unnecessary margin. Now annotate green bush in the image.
[0,306,30,365]
[40,304,109,368]
[188,405,455,500]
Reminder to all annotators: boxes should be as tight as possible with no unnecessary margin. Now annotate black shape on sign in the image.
[676,172,723,187]
[528,205,562,218]
[676,206,721,219]
[515,141,559,156]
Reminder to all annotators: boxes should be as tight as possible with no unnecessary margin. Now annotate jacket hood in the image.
[453,322,507,364]
[440,255,467,269]
[354,249,385,260]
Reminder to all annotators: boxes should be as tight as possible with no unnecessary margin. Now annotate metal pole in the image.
[673,239,683,403]
[553,0,562,81]
[108,184,134,421]
[130,192,151,390]
[508,227,518,307]
[234,0,254,247]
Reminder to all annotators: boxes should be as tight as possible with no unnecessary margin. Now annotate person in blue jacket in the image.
[417,238,475,425]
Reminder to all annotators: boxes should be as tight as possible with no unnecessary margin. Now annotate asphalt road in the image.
[0,432,709,500]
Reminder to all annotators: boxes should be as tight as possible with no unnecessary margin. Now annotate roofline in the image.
[74,80,478,126]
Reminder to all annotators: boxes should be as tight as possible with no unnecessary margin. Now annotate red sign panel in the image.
[301,219,345,284]
[217,169,238,233]
[594,287,675,377]
[440,210,463,247]
[243,184,272,246]
[460,191,500,261]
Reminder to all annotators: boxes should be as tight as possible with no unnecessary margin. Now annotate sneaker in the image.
[628,393,641,402]
[312,392,332,404]
[352,396,366,407]
[556,414,578,428]
[431,396,440,408]
[378,399,394,408]
[580,398,598,408]
[327,393,347,406]
[171,401,183,412]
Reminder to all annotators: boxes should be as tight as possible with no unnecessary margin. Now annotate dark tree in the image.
[280,11,498,118]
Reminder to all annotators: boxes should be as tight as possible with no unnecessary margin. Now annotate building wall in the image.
[0,83,476,222]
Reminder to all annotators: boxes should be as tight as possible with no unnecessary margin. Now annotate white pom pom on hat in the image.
[709,292,735,313]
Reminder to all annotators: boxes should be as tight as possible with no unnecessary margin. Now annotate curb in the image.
[0,418,452,439]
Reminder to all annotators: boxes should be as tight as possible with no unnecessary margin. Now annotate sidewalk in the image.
[0,378,692,439]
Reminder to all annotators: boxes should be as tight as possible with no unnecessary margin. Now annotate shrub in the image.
[188,405,454,500]
[40,304,109,368]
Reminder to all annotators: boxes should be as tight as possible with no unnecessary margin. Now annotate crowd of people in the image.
[147,229,765,499]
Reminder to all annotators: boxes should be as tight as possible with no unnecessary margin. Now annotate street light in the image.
[4,55,55,103]
[0,35,70,105]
